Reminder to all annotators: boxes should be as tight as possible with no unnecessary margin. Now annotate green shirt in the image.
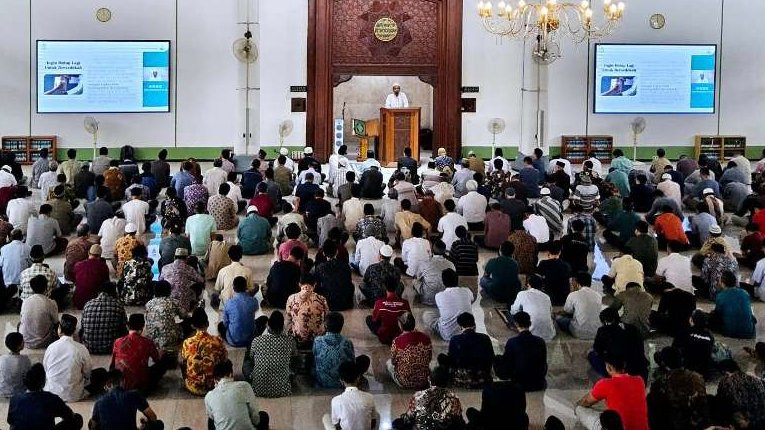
[185,214,217,256]
[606,170,630,197]
[484,255,521,299]
[714,287,755,339]
[238,215,272,255]
[609,210,640,243]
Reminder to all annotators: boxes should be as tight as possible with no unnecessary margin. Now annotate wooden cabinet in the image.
[561,135,613,164]
[1,136,57,165]
[694,135,746,161]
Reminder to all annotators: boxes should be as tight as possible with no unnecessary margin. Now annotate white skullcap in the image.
[466,180,478,192]
[279,147,289,156]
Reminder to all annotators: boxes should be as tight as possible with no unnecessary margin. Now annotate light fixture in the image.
[477,0,626,63]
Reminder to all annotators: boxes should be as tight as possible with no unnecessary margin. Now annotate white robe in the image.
[385,92,409,108]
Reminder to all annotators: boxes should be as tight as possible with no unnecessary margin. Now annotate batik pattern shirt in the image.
[63,238,91,282]
[391,331,433,389]
[119,258,153,306]
[487,170,511,199]
[183,183,209,214]
[507,231,538,275]
[248,332,297,397]
[181,331,227,396]
[159,260,204,312]
[403,387,464,430]
[145,296,185,352]
[207,195,238,231]
[114,235,142,278]
[285,289,329,342]
[355,216,387,241]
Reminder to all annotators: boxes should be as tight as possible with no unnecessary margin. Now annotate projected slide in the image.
[594,44,717,114]
[37,41,170,113]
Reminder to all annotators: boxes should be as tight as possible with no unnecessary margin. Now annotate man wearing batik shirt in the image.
[159,247,204,313]
[181,308,227,396]
[360,245,402,305]
[507,228,538,275]
[114,223,142,278]
[397,366,464,430]
[355,204,387,241]
[207,183,238,230]
[285,274,329,343]
[388,312,432,389]
[246,311,297,397]
[63,224,93,282]
[112,314,167,394]
[144,281,185,353]
[183,178,209,214]
[81,282,128,354]
[487,158,511,199]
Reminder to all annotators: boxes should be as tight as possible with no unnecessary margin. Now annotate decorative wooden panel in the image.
[308,0,463,161]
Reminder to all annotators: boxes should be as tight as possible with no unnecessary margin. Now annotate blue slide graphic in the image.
[142,51,170,108]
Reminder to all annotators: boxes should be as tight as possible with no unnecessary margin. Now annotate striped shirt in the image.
[573,184,600,212]
[449,238,479,276]
[534,196,563,235]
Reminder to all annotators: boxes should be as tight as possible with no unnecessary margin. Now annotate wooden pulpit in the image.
[379,107,421,166]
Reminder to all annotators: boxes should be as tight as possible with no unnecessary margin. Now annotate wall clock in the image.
[96,8,112,23]
[649,13,665,30]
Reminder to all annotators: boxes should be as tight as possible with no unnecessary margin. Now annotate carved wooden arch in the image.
[307,0,462,161]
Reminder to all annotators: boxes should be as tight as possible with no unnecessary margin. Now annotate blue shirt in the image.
[519,167,540,197]
[611,156,633,174]
[0,240,31,286]
[714,287,756,339]
[9,390,74,430]
[313,332,354,388]
[606,170,630,197]
[170,170,195,199]
[223,292,259,347]
[91,388,149,430]
[238,215,271,255]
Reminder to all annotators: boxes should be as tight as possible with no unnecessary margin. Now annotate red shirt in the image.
[590,374,649,430]
[754,210,765,235]
[371,292,411,344]
[249,194,274,218]
[73,258,111,309]
[278,239,309,262]
[653,213,689,244]
[112,332,161,391]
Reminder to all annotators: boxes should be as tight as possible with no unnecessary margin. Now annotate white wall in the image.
[464,0,765,151]
[0,0,251,152]
[3,0,765,154]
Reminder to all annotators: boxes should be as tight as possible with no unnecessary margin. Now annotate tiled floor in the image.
[0,161,763,430]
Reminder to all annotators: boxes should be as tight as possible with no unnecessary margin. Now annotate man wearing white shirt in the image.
[353,235,384,276]
[400,223,433,277]
[456,180,488,230]
[6,187,36,234]
[385,83,409,108]
[523,210,550,247]
[323,362,378,430]
[510,274,556,341]
[586,152,603,177]
[98,214,127,260]
[43,314,93,403]
[297,166,322,186]
[556,273,602,340]
[657,173,682,209]
[423,268,474,341]
[0,165,17,188]
[38,161,59,199]
[203,159,229,196]
[655,241,694,294]
[341,191,365,234]
[487,148,511,174]
[438,200,468,251]
[122,188,150,235]
[327,145,349,187]
[226,176,245,211]
[277,147,296,173]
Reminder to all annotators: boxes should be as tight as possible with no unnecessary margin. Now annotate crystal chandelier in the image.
[477,0,625,62]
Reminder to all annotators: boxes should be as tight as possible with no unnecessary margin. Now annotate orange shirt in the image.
[654,213,689,244]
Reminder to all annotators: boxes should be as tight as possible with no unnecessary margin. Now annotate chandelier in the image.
[477,0,625,62]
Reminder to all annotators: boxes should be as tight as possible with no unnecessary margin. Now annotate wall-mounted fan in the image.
[84,116,99,158]
[630,117,646,160]
[233,28,259,154]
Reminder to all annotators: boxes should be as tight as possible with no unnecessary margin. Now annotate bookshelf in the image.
[0,136,58,165]
[694,135,746,161]
[561,135,614,164]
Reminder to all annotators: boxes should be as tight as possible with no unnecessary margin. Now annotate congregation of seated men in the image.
[4,142,765,430]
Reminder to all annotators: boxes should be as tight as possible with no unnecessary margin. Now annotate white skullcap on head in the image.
[279,147,289,156]
[393,82,401,87]
[437,147,447,156]
[466,179,478,191]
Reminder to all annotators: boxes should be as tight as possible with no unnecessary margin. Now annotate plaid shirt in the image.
[19,263,58,300]
[567,213,597,251]
[355,216,387,241]
[81,293,128,354]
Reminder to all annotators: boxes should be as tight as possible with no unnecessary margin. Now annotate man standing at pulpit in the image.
[385,83,409,108]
